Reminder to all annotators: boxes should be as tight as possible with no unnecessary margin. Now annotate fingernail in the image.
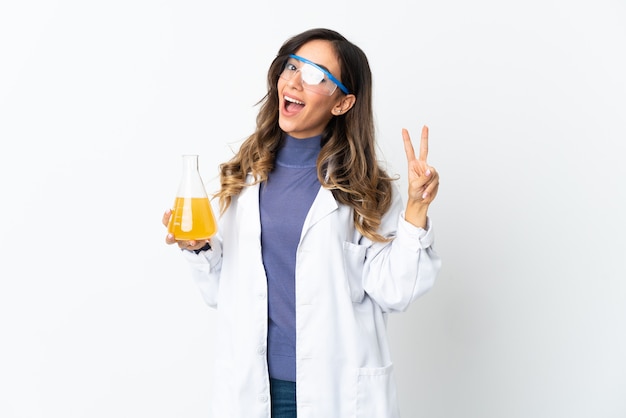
[425,169,431,176]
[167,234,173,239]
[422,192,428,199]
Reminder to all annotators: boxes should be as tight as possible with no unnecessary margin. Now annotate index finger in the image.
[419,125,429,162]
[162,209,172,227]
[402,128,417,161]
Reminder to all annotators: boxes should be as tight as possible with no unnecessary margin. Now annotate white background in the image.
[1,1,625,417]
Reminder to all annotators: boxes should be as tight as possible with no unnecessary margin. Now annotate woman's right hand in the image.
[162,209,210,251]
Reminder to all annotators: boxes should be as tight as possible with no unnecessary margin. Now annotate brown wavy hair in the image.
[216,28,395,242]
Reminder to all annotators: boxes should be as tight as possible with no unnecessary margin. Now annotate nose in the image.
[286,69,304,90]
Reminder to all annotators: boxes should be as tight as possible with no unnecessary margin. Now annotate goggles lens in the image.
[279,54,350,96]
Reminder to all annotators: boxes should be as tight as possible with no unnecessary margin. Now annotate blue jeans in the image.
[270,378,296,418]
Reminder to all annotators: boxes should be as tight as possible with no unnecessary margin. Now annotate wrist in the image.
[193,241,212,254]
[405,201,429,229]
[180,241,212,254]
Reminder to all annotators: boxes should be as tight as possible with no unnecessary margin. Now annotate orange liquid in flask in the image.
[168,196,217,240]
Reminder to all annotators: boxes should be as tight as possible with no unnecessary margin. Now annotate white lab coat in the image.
[182,175,441,418]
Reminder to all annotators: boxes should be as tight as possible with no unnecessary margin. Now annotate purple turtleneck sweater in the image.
[259,134,322,382]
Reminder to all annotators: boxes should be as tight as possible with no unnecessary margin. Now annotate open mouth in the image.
[284,95,305,113]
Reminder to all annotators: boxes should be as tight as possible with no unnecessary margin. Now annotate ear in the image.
[331,94,356,116]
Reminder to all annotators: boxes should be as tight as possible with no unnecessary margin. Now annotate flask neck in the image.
[177,154,207,198]
[182,154,199,173]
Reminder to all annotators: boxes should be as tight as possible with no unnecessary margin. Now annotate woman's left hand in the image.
[402,125,440,227]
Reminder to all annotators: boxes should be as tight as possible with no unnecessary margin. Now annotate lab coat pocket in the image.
[356,364,398,418]
[342,241,366,303]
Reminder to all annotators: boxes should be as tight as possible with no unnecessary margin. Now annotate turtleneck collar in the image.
[275,134,322,168]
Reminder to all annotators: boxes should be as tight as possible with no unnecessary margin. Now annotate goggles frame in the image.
[282,54,351,96]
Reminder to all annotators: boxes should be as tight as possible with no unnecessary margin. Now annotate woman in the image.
[163,28,441,418]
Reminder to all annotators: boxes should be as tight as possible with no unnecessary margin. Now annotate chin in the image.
[278,119,295,135]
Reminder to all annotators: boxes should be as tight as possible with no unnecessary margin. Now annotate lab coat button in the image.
[257,346,266,355]
[258,394,268,402]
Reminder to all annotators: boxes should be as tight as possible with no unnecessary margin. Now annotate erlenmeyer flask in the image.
[168,154,217,240]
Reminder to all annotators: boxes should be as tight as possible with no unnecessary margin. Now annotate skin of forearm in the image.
[404,200,429,229]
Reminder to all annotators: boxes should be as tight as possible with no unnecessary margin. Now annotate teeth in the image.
[284,96,304,105]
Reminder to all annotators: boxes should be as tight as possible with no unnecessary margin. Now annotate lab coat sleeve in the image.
[180,236,223,308]
[362,204,441,313]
